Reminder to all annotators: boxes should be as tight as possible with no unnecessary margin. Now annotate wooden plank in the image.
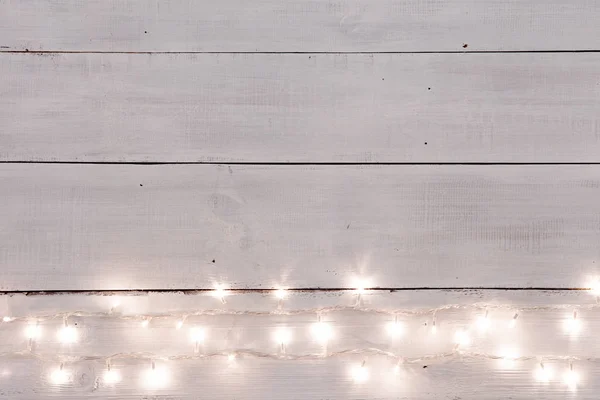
[2,357,598,399]
[0,291,598,398]
[1,164,599,290]
[1,0,599,52]
[2,52,600,163]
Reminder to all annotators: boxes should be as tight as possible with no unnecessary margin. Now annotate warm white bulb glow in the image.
[274,288,288,300]
[588,278,600,296]
[176,320,184,330]
[141,365,169,389]
[351,364,369,383]
[2,317,12,323]
[25,324,42,340]
[454,330,471,347]
[50,367,69,385]
[509,319,517,329]
[228,353,236,362]
[190,327,205,343]
[352,278,371,294]
[103,369,121,385]
[212,284,228,300]
[141,319,150,328]
[535,364,553,383]
[563,369,579,390]
[431,324,437,335]
[476,315,491,332]
[273,327,292,345]
[58,326,78,344]
[311,322,333,344]
[386,321,403,337]
[563,315,581,335]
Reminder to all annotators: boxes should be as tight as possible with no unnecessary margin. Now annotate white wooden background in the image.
[1,0,600,398]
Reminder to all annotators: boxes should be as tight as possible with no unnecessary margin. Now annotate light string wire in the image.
[0,348,594,364]
[2,284,599,388]
[4,302,600,322]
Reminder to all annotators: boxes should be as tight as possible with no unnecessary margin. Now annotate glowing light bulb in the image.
[274,288,288,300]
[386,320,403,337]
[563,311,581,335]
[476,312,491,332]
[563,368,579,390]
[2,317,12,323]
[25,323,42,340]
[454,330,471,347]
[273,327,292,346]
[103,368,121,385]
[509,313,519,329]
[351,362,369,383]
[58,325,78,344]
[190,327,205,343]
[141,318,150,328]
[228,353,236,362]
[535,363,553,383]
[142,363,169,389]
[50,365,69,385]
[212,284,228,303]
[311,321,333,344]
[587,278,600,296]
[176,320,184,330]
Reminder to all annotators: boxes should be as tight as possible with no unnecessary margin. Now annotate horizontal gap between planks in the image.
[1,161,600,166]
[0,288,593,296]
[3,50,600,55]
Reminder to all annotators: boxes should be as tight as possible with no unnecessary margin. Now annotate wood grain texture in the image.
[0,291,598,399]
[1,164,599,290]
[0,0,599,52]
[2,52,600,162]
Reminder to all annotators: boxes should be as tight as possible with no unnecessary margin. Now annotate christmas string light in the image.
[1,281,600,391]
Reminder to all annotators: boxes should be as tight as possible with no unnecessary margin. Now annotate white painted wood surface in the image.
[1,0,599,52]
[2,0,599,397]
[1,164,598,290]
[0,291,598,398]
[2,53,600,162]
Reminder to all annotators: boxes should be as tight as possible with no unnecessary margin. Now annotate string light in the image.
[476,310,491,333]
[103,362,121,385]
[274,288,288,300]
[142,361,169,389]
[212,284,228,304]
[351,361,369,383]
[587,277,600,296]
[454,330,471,347]
[2,316,12,323]
[227,353,236,362]
[49,364,69,385]
[496,347,520,369]
[190,326,205,353]
[509,313,519,329]
[25,322,42,340]
[563,310,581,335]
[176,315,187,330]
[311,320,333,345]
[563,363,579,390]
[273,327,292,353]
[535,362,553,383]
[58,318,78,344]
[386,315,403,338]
